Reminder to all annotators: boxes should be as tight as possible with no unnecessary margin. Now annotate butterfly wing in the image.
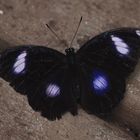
[0,45,77,120]
[76,28,140,116]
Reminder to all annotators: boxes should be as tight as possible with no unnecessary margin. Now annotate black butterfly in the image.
[0,28,140,120]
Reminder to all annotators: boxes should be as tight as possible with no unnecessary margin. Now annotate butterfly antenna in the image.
[69,16,83,48]
[45,24,62,42]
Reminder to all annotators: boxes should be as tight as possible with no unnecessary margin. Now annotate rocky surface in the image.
[0,0,140,139]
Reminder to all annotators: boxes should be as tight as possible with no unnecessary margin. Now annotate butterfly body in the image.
[0,28,140,120]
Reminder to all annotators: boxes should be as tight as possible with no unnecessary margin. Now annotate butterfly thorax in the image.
[65,48,76,66]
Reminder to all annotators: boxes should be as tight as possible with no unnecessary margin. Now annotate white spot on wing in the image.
[93,76,108,91]
[111,35,129,55]
[13,58,25,68]
[14,63,26,73]
[46,84,60,97]
[114,41,128,48]
[136,30,140,36]
[116,46,129,55]
[111,36,123,42]
[17,51,27,59]
[13,51,27,74]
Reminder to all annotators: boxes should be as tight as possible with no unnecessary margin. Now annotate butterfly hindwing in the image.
[77,28,140,115]
[78,64,126,115]
[0,45,77,120]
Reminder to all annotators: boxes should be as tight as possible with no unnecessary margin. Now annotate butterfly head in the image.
[65,48,76,65]
[65,48,75,55]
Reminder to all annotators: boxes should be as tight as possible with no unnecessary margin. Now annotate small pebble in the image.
[0,10,4,15]
[85,21,88,25]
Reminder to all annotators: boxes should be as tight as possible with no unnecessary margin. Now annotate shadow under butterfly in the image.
[0,26,140,120]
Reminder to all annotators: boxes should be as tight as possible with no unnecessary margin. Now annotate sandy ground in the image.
[0,0,140,139]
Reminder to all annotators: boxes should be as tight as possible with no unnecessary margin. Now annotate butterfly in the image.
[0,28,140,120]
